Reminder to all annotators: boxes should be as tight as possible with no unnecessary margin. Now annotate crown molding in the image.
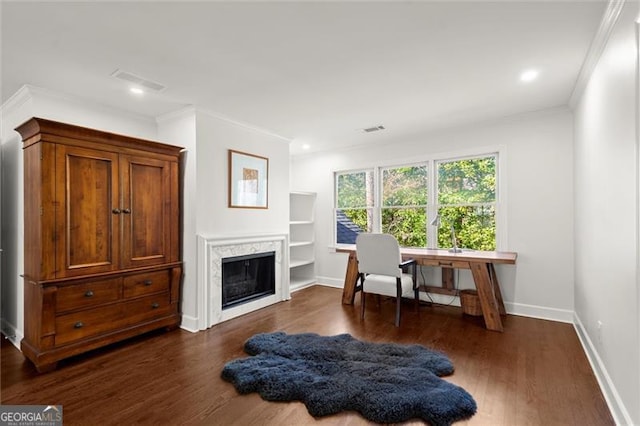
[155,105,197,124]
[291,105,571,158]
[197,107,292,143]
[569,0,626,108]
[0,84,33,117]
[156,106,292,144]
[1,84,158,129]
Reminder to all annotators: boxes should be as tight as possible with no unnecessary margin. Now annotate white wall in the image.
[0,87,293,340]
[194,110,290,240]
[0,86,160,346]
[572,2,639,424]
[159,108,291,331]
[156,108,198,331]
[291,108,575,321]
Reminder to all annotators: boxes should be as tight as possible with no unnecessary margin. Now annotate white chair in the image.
[355,233,419,326]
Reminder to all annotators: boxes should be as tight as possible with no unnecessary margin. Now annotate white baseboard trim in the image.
[1,318,23,349]
[315,277,345,288]
[573,313,633,426]
[179,314,199,333]
[317,278,574,323]
[505,301,574,323]
[290,281,317,293]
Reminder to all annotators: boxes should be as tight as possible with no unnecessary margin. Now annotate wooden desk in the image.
[336,246,517,332]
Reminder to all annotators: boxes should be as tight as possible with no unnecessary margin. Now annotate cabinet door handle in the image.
[74,322,84,329]
[84,290,94,298]
[143,280,153,286]
[151,302,159,309]
[112,208,121,214]
[122,208,131,214]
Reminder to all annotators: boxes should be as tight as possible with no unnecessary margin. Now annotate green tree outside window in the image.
[334,155,497,250]
[436,157,496,251]
[335,170,373,243]
[381,166,427,247]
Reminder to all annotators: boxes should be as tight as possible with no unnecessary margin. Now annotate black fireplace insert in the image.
[221,251,276,310]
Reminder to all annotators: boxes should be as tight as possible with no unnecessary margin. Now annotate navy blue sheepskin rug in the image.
[221,332,476,425]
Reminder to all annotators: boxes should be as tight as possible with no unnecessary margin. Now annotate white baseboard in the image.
[179,314,199,333]
[315,277,345,288]
[573,313,633,426]
[290,280,317,293]
[505,301,574,323]
[1,318,22,349]
[317,278,574,324]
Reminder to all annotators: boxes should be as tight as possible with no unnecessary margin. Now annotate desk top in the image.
[336,245,517,265]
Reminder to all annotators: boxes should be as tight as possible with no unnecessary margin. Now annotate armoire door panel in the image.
[55,146,120,277]
[121,155,171,268]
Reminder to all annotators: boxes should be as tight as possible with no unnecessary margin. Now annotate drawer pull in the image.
[74,322,84,329]
[122,208,131,214]
[84,290,94,298]
[151,302,159,309]
[112,208,121,214]
[143,280,153,286]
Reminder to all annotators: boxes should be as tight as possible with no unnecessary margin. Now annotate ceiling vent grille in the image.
[111,69,166,92]
[363,125,385,133]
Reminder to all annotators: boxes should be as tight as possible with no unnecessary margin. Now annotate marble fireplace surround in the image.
[196,234,290,330]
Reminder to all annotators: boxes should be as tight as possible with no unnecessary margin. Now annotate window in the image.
[334,152,500,250]
[335,170,374,244]
[436,156,497,251]
[381,165,427,247]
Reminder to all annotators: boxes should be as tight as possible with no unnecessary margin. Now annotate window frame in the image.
[379,163,429,248]
[333,147,506,250]
[334,168,377,245]
[433,153,499,251]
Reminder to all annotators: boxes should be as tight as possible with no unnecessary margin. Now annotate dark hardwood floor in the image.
[2,286,613,425]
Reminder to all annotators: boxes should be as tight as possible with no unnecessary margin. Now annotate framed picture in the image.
[228,149,269,209]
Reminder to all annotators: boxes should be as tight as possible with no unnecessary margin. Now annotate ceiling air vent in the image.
[363,125,385,133]
[111,69,166,92]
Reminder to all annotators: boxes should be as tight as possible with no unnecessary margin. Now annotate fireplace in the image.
[193,234,289,331]
[222,251,275,309]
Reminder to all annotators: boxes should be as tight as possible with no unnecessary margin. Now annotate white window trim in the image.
[333,145,507,250]
[333,168,375,246]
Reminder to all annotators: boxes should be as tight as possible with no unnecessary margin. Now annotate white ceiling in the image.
[1,1,607,155]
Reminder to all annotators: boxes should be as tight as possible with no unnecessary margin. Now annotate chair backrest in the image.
[355,233,403,278]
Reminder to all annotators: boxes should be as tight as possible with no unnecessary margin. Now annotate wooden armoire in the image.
[17,117,183,372]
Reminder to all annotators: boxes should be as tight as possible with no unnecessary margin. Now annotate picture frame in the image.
[228,149,269,209]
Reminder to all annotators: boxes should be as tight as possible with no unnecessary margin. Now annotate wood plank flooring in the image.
[2,286,613,425]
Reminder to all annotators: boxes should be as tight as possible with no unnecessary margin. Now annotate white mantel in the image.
[194,234,290,330]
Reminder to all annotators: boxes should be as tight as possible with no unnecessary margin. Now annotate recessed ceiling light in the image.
[302,144,310,150]
[129,87,144,95]
[520,69,539,82]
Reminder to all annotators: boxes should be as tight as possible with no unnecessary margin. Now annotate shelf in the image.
[290,191,316,287]
[290,258,314,268]
[290,241,313,247]
[290,276,316,290]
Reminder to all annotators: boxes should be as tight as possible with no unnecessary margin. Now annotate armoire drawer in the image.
[56,278,121,313]
[55,293,172,346]
[123,270,170,299]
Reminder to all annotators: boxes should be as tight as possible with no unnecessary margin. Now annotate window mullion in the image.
[373,166,380,233]
[427,159,437,248]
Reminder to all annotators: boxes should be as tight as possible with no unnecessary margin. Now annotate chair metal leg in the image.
[395,278,402,327]
[360,283,366,320]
